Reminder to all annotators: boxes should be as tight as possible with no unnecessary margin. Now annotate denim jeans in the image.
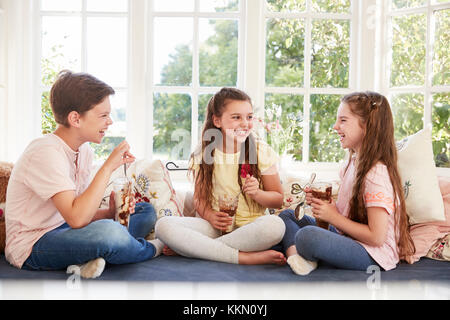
[22,202,157,270]
[277,209,379,271]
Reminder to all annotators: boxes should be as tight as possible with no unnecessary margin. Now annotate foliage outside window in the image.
[39,0,449,168]
[388,2,449,168]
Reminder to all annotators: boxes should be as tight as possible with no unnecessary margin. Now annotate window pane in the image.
[154,18,193,86]
[87,17,127,87]
[199,19,238,87]
[87,0,127,12]
[264,93,304,160]
[90,137,125,161]
[391,93,424,140]
[266,18,305,87]
[153,93,192,160]
[390,14,426,87]
[311,0,351,13]
[432,93,449,168]
[154,0,194,12]
[199,0,239,12]
[391,0,427,10]
[109,90,127,136]
[198,93,214,143]
[42,16,82,76]
[266,0,306,12]
[310,95,345,162]
[433,9,450,86]
[41,0,81,11]
[41,91,55,134]
[311,19,350,88]
[198,94,213,124]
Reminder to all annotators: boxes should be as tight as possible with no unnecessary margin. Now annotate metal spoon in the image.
[294,172,316,219]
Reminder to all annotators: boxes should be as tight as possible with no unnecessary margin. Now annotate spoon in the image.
[294,172,316,219]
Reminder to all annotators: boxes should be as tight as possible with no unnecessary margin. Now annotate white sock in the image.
[67,257,106,279]
[287,254,317,276]
[148,238,164,257]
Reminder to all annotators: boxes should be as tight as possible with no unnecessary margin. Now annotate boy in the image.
[5,70,162,278]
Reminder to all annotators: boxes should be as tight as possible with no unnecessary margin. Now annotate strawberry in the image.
[240,163,252,178]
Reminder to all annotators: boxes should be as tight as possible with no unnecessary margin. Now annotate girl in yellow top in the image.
[155,88,286,265]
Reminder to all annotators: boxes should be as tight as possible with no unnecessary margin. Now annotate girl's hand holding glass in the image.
[205,209,233,232]
[310,197,339,228]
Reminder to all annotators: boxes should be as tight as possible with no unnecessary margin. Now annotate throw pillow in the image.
[396,127,445,224]
[101,159,183,220]
[135,159,183,219]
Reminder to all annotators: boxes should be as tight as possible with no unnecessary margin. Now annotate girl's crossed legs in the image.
[155,214,286,265]
[278,209,378,272]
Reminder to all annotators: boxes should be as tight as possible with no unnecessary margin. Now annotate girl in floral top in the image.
[278,91,415,275]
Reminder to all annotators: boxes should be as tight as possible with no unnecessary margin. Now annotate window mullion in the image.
[245,0,264,113]
[424,2,434,127]
[81,0,87,72]
[303,0,312,164]
[128,0,151,159]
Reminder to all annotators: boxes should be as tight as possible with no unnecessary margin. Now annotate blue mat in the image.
[1,254,449,282]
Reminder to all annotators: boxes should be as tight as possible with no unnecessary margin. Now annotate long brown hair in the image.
[342,91,415,260]
[189,87,262,212]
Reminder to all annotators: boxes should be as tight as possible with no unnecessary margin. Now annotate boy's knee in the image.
[136,202,157,226]
[278,209,294,222]
[93,219,131,247]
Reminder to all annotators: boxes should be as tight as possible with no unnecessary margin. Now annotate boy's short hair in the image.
[49,70,115,127]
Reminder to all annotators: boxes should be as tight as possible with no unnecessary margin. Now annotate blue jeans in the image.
[22,202,157,270]
[277,209,379,271]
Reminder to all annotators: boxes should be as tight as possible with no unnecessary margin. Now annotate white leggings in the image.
[155,215,285,264]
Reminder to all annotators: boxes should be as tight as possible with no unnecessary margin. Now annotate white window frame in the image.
[378,0,450,176]
[379,0,450,123]
[37,0,130,135]
[244,0,369,177]
[128,0,246,161]
[25,0,448,179]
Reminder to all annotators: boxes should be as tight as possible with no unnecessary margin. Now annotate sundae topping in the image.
[240,163,252,178]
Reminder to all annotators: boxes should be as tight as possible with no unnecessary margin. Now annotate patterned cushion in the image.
[102,159,183,220]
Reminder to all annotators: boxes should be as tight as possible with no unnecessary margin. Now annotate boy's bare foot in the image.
[162,245,179,256]
[238,250,286,265]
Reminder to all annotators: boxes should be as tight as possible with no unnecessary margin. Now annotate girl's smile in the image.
[333,102,365,153]
[213,100,254,152]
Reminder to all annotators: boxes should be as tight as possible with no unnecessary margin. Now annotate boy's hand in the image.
[109,191,136,219]
[104,140,136,173]
[108,191,116,219]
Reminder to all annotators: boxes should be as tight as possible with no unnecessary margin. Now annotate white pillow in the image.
[397,127,445,224]
[101,159,183,220]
